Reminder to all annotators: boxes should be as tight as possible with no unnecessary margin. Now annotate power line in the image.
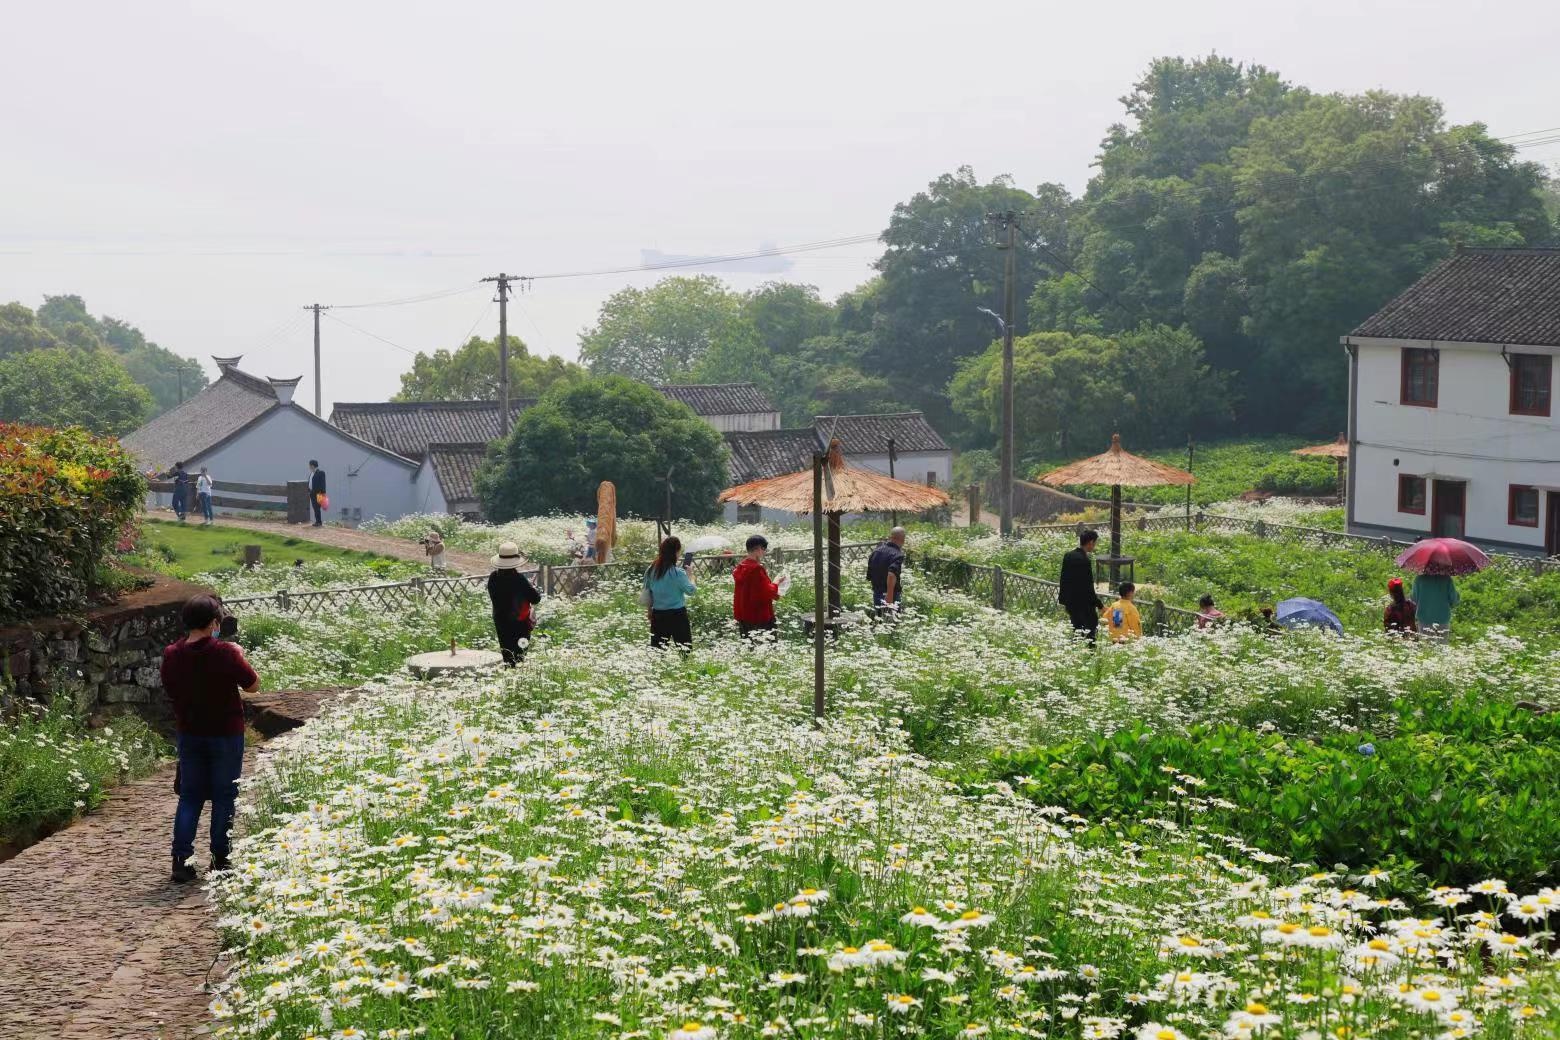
[328,282,486,310]
[322,311,421,355]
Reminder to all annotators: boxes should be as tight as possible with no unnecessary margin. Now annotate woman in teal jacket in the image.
[644,536,697,649]
[1411,572,1460,632]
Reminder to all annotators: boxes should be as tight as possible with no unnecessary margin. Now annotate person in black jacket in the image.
[487,541,542,665]
[1058,529,1104,642]
[307,460,327,526]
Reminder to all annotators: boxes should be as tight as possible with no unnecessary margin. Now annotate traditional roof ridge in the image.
[333,398,532,412]
[1350,248,1560,347]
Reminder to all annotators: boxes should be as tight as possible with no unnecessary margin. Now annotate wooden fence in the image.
[147,477,309,520]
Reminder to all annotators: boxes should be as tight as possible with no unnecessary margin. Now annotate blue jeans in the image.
[171,490,187,520]
[172,732,244,864]
[198,491,213,523]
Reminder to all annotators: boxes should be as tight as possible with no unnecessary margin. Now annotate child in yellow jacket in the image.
[1102,582,1142,642]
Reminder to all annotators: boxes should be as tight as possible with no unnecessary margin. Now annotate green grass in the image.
[128,519,420,581]
[1025,436,1342,506]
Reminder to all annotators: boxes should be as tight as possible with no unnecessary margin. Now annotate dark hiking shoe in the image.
[171,862,198,884]
[210,856,233,873]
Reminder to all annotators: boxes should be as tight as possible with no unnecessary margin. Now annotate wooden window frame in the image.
[1397,474,1426,515]
[1509,353,1552,417]
[1508,484,1539,527]
[1400,348,1439,407]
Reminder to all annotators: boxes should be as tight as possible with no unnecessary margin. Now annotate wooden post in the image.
[1109,483,1123,587]
[827,512,842,617]
[812,456,825,721]
[243,545,262,569]
[277,589,291,612]
[1153,599,1167,637]
[967,484,980,527]
[1255,520,1267,539]
[992,565,1005,611]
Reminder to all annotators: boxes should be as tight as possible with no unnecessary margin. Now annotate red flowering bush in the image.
[0,423,146,623]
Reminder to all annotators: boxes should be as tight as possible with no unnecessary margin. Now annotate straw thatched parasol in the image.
[1292,433,1349,504]
[721,440,950,718]
[1038,433,1194,583]
[720,440,950,517]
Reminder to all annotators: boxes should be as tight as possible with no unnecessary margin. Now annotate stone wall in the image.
[0,576,213,726]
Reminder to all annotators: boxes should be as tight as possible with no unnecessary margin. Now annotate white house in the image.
[122,357,426,523]
[1344,247,1560,556]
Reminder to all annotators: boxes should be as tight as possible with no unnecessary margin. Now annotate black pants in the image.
[1066,606,1099,644]
[739,619,776,639]
[650,608,692,650]
[494,616,533,664]
[310,492,323,525]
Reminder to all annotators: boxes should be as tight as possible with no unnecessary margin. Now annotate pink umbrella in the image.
[1394,537,1490,576]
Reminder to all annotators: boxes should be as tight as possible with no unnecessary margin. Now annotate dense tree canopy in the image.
[0,348,154,436]
[1,295,205,419]
[476,377,728,522]
[394,335,584,402]
[578,276,755,383]
[950,324,1231,463]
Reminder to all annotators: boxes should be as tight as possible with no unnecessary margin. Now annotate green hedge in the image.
[990,694,1560,890]
[0,423,145,623]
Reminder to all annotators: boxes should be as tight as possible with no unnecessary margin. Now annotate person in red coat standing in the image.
[732,534,783,638]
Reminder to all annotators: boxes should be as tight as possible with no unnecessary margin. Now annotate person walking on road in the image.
[1058,529,1105,642]
[644,536,697,650]
[307,459,327,526]
[196,466,214,525]
[170,461,190,523]
[487,541,542,665]
[162,595,258,883]
[867,527,908,611]
[732,534,783,638]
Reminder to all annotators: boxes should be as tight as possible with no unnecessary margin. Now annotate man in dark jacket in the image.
[867,527,907,610]
[307,459,326,526]
[1058,529,1104,642]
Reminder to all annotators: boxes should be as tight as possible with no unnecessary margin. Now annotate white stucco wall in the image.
[186,406,421,522]
[851,451,953,488]
[1352,340,1559,550]
[411,457,451,516]
[701,411,782,434]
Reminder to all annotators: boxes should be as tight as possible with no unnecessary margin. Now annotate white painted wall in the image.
[851,451,953,488]
[411,457,451,516]
[185,406,421,522]
[701,411,781,434]
[1352,340,1559,550]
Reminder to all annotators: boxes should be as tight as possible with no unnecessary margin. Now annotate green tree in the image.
[579,276,755,383]
[476,377,728,522]
[0,348,154,435]
[868,169,1076,426]
[0,303,62,359]
[395,335,584,401]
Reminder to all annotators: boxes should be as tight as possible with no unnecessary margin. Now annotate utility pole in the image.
[988,211,1018,537]
[303,303,331,415]
[887,435,898,527]
[481,273,522,438]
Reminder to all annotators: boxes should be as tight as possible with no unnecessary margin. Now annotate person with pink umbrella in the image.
[1395,537,1488,636]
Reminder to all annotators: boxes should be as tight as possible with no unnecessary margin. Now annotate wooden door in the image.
[1547,492,1559,557]
[1432,480,1466,538]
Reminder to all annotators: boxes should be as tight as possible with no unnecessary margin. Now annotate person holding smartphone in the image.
[643,536,696,650]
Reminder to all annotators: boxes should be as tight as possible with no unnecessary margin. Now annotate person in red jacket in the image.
[732,534,783,638]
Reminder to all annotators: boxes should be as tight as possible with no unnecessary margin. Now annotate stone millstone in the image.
[405,648,504,679]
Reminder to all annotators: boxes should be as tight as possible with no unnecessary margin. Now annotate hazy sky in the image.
[3,0,1556,409]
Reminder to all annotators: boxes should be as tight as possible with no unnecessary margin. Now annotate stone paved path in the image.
[0,693,329,1038]
[150,509,497,574]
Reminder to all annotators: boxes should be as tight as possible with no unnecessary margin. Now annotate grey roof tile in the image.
[655,383,778,415]
[811,412,950,455]
[724,429,821,484]
[1351,247,1560,346]
[329,400,536,460]
[120,370,277,470]
[425,442,488,504]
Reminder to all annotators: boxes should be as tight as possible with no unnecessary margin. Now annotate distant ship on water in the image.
[639,242,794,275]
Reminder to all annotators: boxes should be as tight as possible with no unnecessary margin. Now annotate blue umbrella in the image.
[1275,597,1343,634]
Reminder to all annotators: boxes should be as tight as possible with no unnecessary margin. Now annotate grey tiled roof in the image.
[812,412,950,455]
[425,442,488,504]
[724,429,821,484]
[655,383,778,415]
[329,400,536,460]
[1351,248,1560,347]
[121,369,278,470]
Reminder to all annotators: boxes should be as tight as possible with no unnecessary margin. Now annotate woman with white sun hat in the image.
[487,541,541,665]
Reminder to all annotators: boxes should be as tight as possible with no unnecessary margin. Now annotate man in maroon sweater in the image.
[162,595,259,883]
